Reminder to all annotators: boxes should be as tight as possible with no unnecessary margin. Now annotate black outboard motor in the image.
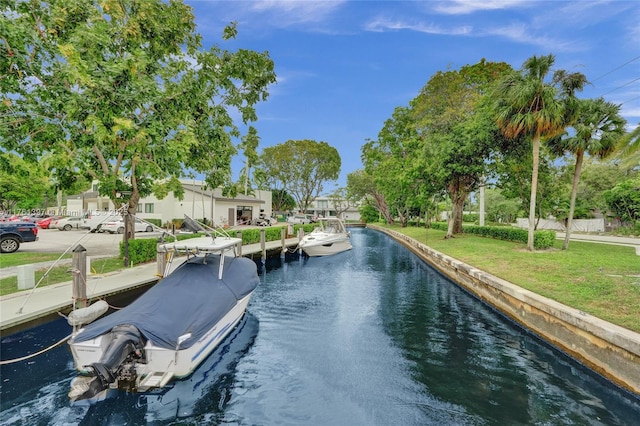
[69,324,146,402]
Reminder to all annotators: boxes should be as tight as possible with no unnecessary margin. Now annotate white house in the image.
[305,195,361,222]
[65,180,272,227]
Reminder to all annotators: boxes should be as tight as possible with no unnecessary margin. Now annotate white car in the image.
[100,218,155,234]
[52,216,84,231]
[287,214,310,224]
[81,212,121,233]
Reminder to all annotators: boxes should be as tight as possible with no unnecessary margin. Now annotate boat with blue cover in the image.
[67,231,259,403]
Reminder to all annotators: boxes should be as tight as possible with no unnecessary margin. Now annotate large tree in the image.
[346,169,393,224]
[361,106,426,227]
[258,139,340,212]
[1,0,276,240]
[492,54,586,251]
[411,60,512,237]
[548,98,626,249]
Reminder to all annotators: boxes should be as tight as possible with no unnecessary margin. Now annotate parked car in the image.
[36,216,59,229]
[0,221,39,253]
[81,211,120,233]
[287,214,310,225]
[100,217,155,234]
[52,216,84,231]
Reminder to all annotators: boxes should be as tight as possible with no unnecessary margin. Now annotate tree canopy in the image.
[1,0,276,238]
[547,97,626,249]
[258,139,341,212]
[492,54,587,250]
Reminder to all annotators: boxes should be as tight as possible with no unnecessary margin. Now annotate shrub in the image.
[120,238,159,265]
[145,218,162,227]
[462,214,479,223]
[425,222,556,249]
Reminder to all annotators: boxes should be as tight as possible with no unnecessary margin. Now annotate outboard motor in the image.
[69,324,146,402]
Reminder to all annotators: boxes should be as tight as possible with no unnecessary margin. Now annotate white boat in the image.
[298,217,352,257]
[67,232,259,404]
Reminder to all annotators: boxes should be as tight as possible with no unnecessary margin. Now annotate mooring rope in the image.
[0,333,72,365]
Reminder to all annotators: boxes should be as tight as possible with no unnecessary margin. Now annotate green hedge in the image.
[119,238,159,266]
[427,221,556,249]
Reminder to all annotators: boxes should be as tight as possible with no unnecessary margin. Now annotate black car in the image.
[0,222,39,253]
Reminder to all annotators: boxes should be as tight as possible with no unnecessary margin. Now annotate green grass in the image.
[0,257,125,296]
[0,252,72,268]
[382,225,640,333]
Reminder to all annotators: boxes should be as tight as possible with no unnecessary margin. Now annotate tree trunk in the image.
[446,196,465,238]
[527,132,541,251]
[445,179,467,238]
[373,191,394,225]
[124,191,140,242]
[563,150,584,250]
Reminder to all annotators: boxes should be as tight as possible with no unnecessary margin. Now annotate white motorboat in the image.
[67,232,259,404]
[298,217,352,257]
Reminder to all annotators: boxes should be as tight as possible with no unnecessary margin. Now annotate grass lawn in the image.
[0,252,72,268]
[0,256,125,296]
[381,224,640,333]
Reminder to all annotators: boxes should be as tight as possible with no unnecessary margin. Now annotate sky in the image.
[185,0,640,192]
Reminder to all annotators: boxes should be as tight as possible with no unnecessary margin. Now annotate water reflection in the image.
[366,229,640,425]
[1,228,639,425]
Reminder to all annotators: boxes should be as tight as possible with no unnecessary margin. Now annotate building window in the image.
[92,183,100,192]
[136,204,142,213]
[317,200,328,209]
[145,203,154,213]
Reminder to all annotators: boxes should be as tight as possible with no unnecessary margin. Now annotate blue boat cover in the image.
[72,255,259,349]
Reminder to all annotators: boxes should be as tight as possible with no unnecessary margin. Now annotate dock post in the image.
[157,246,167,278]
[280,227,286,258]
[236,231,243,256]
[260,229,266,264]
[71,245,87,308]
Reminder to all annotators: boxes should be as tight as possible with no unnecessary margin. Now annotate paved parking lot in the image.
[16,227,165,256]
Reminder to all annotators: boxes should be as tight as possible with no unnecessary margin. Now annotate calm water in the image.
[1,228,639,425]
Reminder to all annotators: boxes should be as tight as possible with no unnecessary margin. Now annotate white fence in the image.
[515,218,605,233]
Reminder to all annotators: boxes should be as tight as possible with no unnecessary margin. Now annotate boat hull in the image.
[299,237,352,257]
[68,292,254,393]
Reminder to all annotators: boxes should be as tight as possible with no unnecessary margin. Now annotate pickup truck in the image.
[0,222,39,253]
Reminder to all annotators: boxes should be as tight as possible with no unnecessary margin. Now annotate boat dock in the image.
[0,237,301,335]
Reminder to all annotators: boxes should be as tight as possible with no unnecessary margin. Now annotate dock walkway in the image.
[0,237,300,334]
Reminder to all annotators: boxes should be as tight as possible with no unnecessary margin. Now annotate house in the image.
[305,195,361,222]
[65,180,273,227]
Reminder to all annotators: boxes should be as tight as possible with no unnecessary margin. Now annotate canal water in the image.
[1,228,639,425]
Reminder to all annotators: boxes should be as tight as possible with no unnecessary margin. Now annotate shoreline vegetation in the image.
[1,224,639,333]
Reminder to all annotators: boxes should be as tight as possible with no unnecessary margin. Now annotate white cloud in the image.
[248,0,347,27]
[433,0,528,15]
[364,16,472,36]
[484,23,577,51]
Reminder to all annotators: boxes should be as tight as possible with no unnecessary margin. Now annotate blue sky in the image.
[186,0,640,191]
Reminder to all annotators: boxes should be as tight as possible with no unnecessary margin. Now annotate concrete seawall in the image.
[370,225,640,396]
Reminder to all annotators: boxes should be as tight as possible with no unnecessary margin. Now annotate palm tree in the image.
[614,123,640,171]
[492,54,586,251]
[548,98,626,250]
